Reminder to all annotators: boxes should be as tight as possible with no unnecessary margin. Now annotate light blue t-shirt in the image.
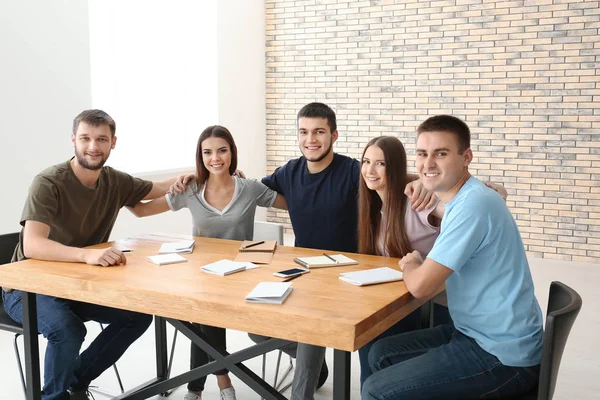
[428,177,543,367]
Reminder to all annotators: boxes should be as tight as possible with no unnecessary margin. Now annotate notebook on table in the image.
[339,267,403,286]
[293,254,358,268]
[245,282,293,304]
[200,259,258,276]
[147,253,188,266]
[234,240,277,264]
[158,240,195,254]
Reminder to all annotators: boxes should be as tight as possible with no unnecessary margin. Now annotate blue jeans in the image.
[359,303,453,389]
[362,324,540,400]
[2,290,152,400]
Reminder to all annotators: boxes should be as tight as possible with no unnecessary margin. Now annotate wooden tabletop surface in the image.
[0,233,433,352]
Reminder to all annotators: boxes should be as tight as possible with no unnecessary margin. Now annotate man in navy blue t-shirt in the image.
[262,104,360,253]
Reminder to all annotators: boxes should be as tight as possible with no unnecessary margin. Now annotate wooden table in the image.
[0,233,435,400]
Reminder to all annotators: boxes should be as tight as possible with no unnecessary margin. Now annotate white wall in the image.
[0,1,92,234]
[0,1,266,239]
[110,1,268,239]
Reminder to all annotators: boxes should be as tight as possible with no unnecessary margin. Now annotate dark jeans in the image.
[2,290,152,400]
[362,324,540,400]
[358,303,453,389]
[188,323,228,392]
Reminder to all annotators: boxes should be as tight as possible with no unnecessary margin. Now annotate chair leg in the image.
[14,332,27,397]
[274,352,293,392]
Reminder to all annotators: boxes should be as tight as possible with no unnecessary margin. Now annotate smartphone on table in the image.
[273,267,310,278]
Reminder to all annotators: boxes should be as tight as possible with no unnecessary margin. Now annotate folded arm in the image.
[399,251,452,299]
[23,221,126,266]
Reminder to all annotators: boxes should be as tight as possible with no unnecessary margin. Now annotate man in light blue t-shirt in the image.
[362,115,544,400]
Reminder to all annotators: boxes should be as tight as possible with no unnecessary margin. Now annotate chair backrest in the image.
[0,232,20,304]
[253,221,284,245]
[537,281,582,400]
[0,232,19,265]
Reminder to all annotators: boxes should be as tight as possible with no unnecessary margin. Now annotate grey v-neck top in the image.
[166,176,277,240]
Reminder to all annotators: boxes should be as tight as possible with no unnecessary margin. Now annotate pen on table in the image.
[242,240,265,250]
[282,274,302,282]
[323,253,338,263]
[121,250,132,253]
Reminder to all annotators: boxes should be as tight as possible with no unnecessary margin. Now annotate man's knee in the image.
[44,316,87,346]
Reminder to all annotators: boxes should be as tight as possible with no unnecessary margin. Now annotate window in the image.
[88,0,218,173]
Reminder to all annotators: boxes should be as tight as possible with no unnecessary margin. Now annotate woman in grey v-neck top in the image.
[166,177,277,240]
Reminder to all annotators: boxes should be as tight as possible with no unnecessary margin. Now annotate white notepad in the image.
[147,253,188,266]
[294,254,358,268]
[159,240,195,254]
[200,259,258,276]
[339,267,403,286]
[245,282,293,304]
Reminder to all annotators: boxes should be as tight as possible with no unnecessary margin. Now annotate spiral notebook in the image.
[234,240,277,264]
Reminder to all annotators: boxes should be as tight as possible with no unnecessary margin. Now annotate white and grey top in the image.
[166,176,278,241]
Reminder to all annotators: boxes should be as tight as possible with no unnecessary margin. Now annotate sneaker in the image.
[220,386,237,400]
[69,390,95,400]
[183,391,201,400]
[317,359,328,389]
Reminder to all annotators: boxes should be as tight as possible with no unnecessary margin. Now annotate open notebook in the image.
[293,254,358,268]
[339,267,403,286]
[245,282,293,304]
[200,259,258,276]
[158,240,195,254]
[234,240,277,264]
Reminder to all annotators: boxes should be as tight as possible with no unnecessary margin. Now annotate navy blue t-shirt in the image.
[262,153,360,253]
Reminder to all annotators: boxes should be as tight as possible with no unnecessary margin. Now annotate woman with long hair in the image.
[128,125,286,400]
[357,136,506,388]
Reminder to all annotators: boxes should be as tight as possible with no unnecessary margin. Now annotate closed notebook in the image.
[200,259,256,276]
[293,254,358,268]
[245,282,293,304]
[235,240,277,264]
[159,240,195,254]
[147,253,188,266]
[339,267,403,286]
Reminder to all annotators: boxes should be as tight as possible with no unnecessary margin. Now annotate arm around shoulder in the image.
[127,196,170,217]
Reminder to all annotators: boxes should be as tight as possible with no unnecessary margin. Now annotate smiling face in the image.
[361,145,387,196]
[415,130,472,198]
[298,117,338,163]
[71,122,115,170]
[201,136,232,177]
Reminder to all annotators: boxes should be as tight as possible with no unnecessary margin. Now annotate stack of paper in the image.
[200,259,258,276]
[159,240,195,254]
[147,253,188,266]
[339,267,403,286]
[245,282,293,304]
[293,254,358,268]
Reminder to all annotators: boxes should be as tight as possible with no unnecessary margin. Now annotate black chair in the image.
[510,281,582,400]
[0,232,125,398]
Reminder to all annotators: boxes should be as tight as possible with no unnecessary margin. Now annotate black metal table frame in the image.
[20,291,354,400]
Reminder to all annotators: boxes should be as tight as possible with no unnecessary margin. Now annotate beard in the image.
[75,149,108,170]
[302,140,333,163]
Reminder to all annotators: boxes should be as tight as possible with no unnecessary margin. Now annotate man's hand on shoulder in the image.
[168,173,196,196]
[404,179,438,211]
[82,248,127,267]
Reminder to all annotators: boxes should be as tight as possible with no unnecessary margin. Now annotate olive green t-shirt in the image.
[12,159,153,262]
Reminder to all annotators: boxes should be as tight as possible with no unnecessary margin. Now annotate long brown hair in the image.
[195,125,238,187]
[358,136,412,257]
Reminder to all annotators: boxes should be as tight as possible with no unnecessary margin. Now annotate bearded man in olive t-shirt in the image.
[2,109,176,400]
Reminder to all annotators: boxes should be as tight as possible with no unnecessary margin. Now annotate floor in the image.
[0,255,597,400]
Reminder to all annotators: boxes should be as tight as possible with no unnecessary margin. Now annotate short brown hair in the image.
[195,125,238,186]
[417,115,470,154]
[72,109,116,137]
